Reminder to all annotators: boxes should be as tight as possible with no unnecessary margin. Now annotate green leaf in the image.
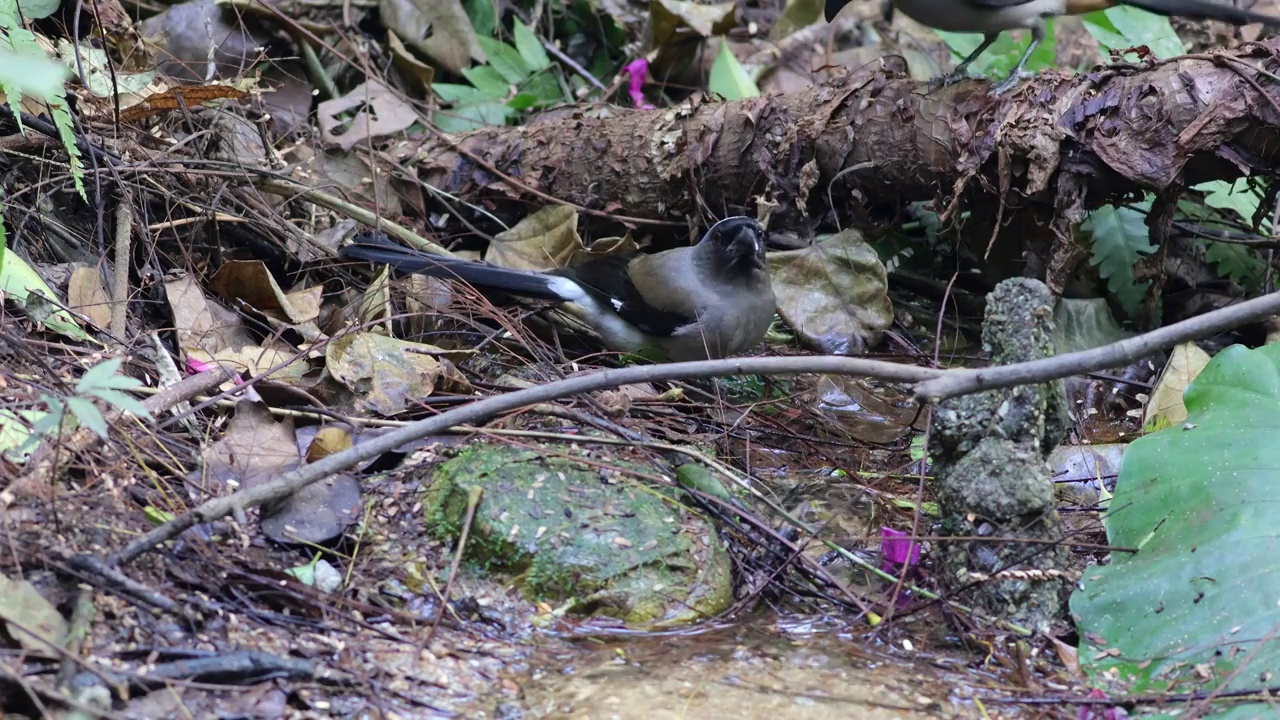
[435,101,513,132]
[708,41,759,100]
[17,0,61,20]
[92,373,144,391]
[1083,203,1156,315]
[512,18,551,71]
[506,92,539,110]
[518,72,564,106]
[1194,179,1263,225]
[285,553,322,585]
[463,0,495,36]
[433,83,490,104]
[1073,344,1280,714]
[49,95,85,201]
[0,250,90,341]
[30,405,62,436]
[75,357,124,393]
[461,64,511,98]
[1080,11,1130,51]
[0,41,69,98]
[475,36,531,84]
[64,396,106,437]
[84,388,150,417]
[1201,240,1265,289]
[0,407,41,462]
[1102,5,1184,60]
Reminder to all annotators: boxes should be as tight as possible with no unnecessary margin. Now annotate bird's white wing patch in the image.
[545,276,589,303]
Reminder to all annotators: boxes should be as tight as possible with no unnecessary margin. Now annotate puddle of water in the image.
[522,619,970,719]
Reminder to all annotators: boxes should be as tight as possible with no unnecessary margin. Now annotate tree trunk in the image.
[411,38,1280,289]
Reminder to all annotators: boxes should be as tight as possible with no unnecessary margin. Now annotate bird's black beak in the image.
[731,229,765,269]
[706,216,767,270]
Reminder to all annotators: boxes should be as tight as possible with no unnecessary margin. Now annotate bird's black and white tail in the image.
[340,239,588,303]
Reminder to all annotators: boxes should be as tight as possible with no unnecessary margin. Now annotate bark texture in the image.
[412,39,1280,261]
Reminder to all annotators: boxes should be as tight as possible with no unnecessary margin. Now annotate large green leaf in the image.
[1073,344,1280,716]
[1102,6,1184,60]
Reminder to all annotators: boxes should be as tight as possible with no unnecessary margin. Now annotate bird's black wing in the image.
[555,255,696,338]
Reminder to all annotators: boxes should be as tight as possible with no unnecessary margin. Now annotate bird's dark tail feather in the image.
[1123,0,1279,25]
[341,241,571,302]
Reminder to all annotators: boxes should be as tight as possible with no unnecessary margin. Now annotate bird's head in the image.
[703,216,766,272]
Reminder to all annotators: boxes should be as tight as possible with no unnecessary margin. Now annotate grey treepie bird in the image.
[826,0,1280,93]
[340,217,776,362]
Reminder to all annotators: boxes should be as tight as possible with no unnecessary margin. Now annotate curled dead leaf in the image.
[485,206,639,271]
[768,229,893,355]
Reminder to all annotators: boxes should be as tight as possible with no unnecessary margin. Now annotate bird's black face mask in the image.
[708,217,767,272]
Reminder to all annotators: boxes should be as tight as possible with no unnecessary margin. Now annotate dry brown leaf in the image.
[814,375,916,443]
[647,0,736,82]
[187,345,309,381]
[386,30,436,92]
[305,426,354,463]
[201,401,299,492]
[404,275,454,337]
[326,332,470,415]
[67,266,112,329]
[315,150,403,216]
[1142,342,1212,432]
[0,573,67,651]
[316,80,418,151]
[208,260,322,325]
[139,0,274,82]
[164,275,256,355]
[486,206,638,271]
[120,83,247,122]
[380,0,483,74]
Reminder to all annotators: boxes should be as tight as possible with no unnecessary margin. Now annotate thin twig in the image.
[425,486,481,645]
[110,355,937,566]
[110,194,131,340]
[915,290,1280,401]
[111,288,1280,566]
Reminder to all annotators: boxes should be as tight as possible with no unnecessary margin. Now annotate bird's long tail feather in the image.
[1120,0,1278,25]
[340,241,573,302]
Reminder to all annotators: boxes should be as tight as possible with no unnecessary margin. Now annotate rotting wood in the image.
[411,39,1280,274]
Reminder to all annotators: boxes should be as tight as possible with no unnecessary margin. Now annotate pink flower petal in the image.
[880,527,922,568]
[625,58,655,110]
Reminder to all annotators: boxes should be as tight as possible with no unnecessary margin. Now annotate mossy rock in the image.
[421,442,732,627]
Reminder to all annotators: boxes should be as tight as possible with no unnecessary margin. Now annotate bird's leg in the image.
[990,25,1044,96]
[929,32,999,89]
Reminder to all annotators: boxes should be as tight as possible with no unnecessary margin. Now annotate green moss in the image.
[419,442,734,627]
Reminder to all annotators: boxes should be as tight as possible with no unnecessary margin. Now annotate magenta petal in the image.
[624,58,655,110]
[880,527,922,567]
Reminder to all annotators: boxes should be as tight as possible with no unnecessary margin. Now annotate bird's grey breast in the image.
[894,0,1068,32]
[670,271,774,359]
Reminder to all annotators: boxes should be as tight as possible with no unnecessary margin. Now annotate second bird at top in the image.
[825,0,1280,93]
